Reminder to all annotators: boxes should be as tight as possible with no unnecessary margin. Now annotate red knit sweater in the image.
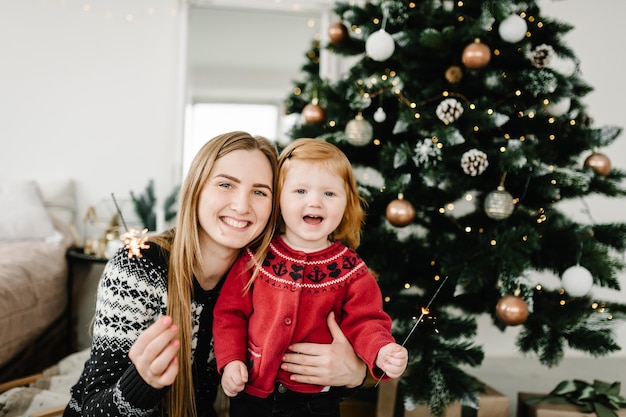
[213,235,395,398]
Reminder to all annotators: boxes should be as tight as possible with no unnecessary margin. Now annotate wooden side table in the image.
[66,247,108,351]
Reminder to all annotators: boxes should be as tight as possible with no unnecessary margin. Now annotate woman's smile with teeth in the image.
[223,217,249,228]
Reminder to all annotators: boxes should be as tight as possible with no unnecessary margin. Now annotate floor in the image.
[465,356,626,417]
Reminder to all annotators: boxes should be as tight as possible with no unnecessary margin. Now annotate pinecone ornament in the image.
[436,98,464,124]
[461,149,489,176]
[531,44,554,68]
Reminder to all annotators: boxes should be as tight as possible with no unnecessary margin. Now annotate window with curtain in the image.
[183,102,293,177]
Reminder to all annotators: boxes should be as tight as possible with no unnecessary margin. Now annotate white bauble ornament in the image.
[373,107,387,122]
[498,14,527,43]
[546,97,571,117]
[561,265,593,297]
[365,29,395,61]
[442,0,454,12]
[550,55,578,77]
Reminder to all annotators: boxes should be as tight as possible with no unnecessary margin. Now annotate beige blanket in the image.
[0,349,88,417]
[0,226,74,368]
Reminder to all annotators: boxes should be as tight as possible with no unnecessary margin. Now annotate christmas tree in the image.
[284,1,626,415]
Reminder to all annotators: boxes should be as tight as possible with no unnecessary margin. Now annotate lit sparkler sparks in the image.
[375,275,449,387]
[122,228,150,258]
[111,193,150,258]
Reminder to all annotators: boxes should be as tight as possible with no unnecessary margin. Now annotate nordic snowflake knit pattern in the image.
[64,243,222,417]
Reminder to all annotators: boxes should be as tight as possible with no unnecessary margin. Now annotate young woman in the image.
[63,132,366,417]
[213,138,408,417]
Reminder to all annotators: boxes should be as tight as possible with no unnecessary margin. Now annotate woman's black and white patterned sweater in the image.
[64,242,222,417]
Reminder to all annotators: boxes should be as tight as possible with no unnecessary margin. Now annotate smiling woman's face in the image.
[197,148,274,252]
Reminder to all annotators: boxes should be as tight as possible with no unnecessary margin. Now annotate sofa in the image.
[0,179,77,382]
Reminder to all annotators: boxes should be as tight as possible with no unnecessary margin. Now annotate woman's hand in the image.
[128,315,180,389]
[280,312,367,388]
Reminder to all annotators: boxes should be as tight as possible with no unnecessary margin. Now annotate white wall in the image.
[0,0,185,229]
[187,6,321,103]
[0,0,624,357]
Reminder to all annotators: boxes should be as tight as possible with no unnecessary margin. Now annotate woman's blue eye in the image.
[219,183,233,189]
[254,190,268,197]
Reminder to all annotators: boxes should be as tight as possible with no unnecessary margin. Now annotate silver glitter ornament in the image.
[484,186,514,220]
[345,113,373,146]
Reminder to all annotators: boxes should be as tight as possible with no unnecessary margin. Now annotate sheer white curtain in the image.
[182,102,280,177]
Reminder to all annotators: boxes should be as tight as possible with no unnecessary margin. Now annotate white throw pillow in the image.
[38,179,76,226]
[0,180,58,241]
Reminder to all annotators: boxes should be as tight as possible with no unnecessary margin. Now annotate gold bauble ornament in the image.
[484,185,514,220]
[345,113,373,146]
[495,295,529,326]
[583,151,611,176]
[385,194,415,227]
[462,39,491,69]
[328,22,349,45]
[302,100,326,124]
[445,65,463,83]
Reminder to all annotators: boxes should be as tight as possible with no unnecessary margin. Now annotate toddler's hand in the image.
[221,360,248,397]
[376,343,408,379]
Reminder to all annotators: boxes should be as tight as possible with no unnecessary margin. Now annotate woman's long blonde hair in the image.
[151,131,279,417]
[245,138,366,291]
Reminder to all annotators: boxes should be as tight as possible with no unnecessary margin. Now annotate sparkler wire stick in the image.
[399,275,449,346]
[374,275,449,387]
[110,193,129,231]
[110,193,150,258]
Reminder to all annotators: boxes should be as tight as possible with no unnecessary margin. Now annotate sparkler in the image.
[375,275,449,387]
[111,193,150,258]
